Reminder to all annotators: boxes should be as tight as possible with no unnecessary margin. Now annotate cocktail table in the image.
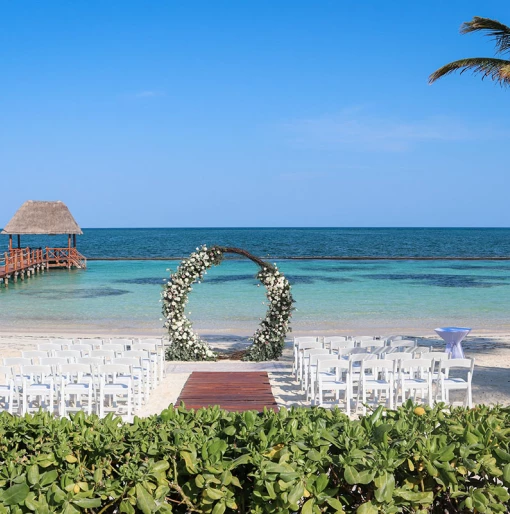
[434,327,471,359]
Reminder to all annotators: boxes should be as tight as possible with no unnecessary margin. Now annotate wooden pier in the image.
[1,200,87,287]
[0,247,86,286]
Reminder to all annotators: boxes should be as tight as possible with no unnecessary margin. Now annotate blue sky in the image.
[1,1,509,227]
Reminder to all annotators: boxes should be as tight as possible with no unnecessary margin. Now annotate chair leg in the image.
[466,386,473,409]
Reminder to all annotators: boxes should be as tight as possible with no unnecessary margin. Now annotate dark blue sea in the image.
[8,227,510,259]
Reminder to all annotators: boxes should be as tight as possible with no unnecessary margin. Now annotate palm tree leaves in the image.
[429,16,510,87]
[429,57,510,86]
[460,17,510,55]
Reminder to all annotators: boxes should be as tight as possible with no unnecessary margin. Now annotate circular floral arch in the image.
[162,245,294,361]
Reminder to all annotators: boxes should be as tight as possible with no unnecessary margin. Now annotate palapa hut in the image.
[2,200,83,250]
[1,201,86,278]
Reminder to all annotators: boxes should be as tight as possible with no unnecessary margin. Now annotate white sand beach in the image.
[1,330,509,415]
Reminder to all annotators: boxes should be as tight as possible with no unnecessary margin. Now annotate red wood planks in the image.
[177,372,278,412]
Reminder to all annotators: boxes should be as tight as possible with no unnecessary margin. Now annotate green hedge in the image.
[0,401,509,513]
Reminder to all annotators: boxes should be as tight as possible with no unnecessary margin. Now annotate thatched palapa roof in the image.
[1,201,83,235]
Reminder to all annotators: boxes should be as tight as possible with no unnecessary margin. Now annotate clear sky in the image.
[1,1,509,227]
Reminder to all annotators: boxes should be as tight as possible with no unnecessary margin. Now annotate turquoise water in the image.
[1,258,510,334]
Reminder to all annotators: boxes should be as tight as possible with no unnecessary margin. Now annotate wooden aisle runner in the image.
[177,372,278,412]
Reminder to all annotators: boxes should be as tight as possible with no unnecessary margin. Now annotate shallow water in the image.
[1,259,509,334]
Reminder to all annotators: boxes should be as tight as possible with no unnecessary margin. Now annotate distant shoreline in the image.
[86,256,510,261]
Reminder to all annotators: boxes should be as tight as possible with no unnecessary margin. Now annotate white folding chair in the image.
[132,343,160,388]
[330,340,355,352]
[360,340,385,349]
[297,341,323,383]
[353,336,375,346]
[40,357,70,372]
[101,344,124,356]
[122,351,152,397]
[98,364,133,418]
[383,352,413,363]
[90,350,115,363]
[385,335,404,342]
[388,340,417,353]
[21,351,49,364]
[20,365,55,415]
[77,339,104,349]
[438,358,475,408]
[50,338,74,349]
[397,358,433,407]
[304,349,331,400]
[419,350,450,360]
[359,359,395,415]
[109,338,134,350]
[139,338,166,380]
[115,357,145,408]
[37,343,63,354]
[55,350,82,362]
[293,337,318,378]
[323,336,347,350]
[348,353,377,404]
[419,351,450,393]
[77,356,104,367]
[71,344,94,356]
[0,366,16,414]
[382,353,413,377]
[316,358,351,414]
[3,358,32,390]
[59,364,93,416]
[337,346,360,356]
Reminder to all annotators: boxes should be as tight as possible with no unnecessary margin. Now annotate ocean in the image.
[1,228,510,335]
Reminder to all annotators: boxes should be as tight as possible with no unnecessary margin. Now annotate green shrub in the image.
[0,401,509,513]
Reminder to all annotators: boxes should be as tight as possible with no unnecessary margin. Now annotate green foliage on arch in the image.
[162,245,294,361]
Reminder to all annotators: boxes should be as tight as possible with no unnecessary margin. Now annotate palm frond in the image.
[460,17,510,54]
[429,57,510,86]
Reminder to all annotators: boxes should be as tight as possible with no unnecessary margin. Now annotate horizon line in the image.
[54,226,510,230]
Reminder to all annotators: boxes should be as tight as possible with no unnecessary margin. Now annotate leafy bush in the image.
[0,401,509,513]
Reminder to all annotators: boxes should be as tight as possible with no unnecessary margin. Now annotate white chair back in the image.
[330,340,355,351]
[21,351,49,364]
[50,339,74,348]
[55,350,82,361]
[4,357,32,367]
[91,350,115,362]
[38,343,63,353]
[71,344,93,355]
[77,356,104,367]
[20,365,53,382]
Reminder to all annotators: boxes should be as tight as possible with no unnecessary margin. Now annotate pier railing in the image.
[46,248,87,269]
[1,248,46,275]
[1,247,87,281]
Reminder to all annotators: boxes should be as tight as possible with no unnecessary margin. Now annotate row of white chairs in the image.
[7,351,155,401]
[0,362,141,418]
[293,336,420,384]
[0,340,168,417]
[301,346,446,396]
[292,338,474,413]
[35,338,166,386]
[312,353,474,415]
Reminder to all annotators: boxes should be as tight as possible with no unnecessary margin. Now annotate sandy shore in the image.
[1,331,509,415]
